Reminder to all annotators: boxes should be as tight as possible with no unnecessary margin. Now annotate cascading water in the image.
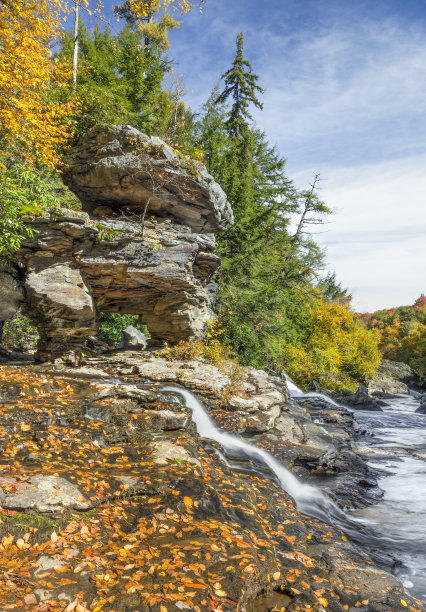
[277,375,426,602]
[160,384,378,541]
[282,373,340,406]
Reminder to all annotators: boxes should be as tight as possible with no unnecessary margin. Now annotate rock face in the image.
[377,358,424,390]
[62,125,233,233]
[0,126,233,361]
[0,268,24,321]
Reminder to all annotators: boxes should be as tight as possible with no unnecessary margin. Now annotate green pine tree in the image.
[216,32,264,138]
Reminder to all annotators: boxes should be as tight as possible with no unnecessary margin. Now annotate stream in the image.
[351,394,426,602]
[161,383,426,604]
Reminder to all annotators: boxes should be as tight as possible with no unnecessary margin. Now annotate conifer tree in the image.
[216,32,264,137]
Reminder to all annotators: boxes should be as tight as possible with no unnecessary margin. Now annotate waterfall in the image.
[160,385,363,530]
[160,383,408,561]
[282,373,340,406]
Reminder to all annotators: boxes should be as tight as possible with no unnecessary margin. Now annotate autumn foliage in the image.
[277,299,381,391]
[359,295,426,381]
[0,0,73,167]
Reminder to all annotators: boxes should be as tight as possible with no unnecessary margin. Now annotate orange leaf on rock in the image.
[183,496,193,508]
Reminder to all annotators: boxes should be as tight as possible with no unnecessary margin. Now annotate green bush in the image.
[2,312,38,352]
[98,313,149,346]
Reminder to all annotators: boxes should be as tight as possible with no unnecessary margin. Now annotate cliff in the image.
[0,126,233,362]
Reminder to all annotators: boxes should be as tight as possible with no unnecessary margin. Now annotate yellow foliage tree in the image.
[279,299,381,390]
[307,300,381,387]
[0,0,73,167]
[126,0,204,20]
[115,0,205,51]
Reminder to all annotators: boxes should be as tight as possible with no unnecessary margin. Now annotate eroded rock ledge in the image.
[0,357,423,612]
[1,126,233,362]
[62,125,234,234]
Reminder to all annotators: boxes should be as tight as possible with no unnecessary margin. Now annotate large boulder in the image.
[62,125,234,234]
[117,325,148,350]
[375,358,424,390]
[329,384,386,411]
[0,127,234,361]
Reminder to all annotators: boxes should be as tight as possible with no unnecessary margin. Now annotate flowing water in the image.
[160,382,426,604]
[285,379,426,602]
[351,395,426,601]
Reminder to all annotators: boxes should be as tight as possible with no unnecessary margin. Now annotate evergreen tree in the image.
[199,36,335,374]
[216,32,264,137]
[317,272,352,304]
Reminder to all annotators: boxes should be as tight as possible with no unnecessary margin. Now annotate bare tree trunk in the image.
[140,198,151,239]
[291,173,320,245]
[72,1,79,93]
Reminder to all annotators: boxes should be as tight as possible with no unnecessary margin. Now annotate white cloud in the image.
[252,19,426,167]
[168,5,426,311]
[292,156,426,312]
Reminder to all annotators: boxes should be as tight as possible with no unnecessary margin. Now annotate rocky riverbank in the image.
[0,354,423,611]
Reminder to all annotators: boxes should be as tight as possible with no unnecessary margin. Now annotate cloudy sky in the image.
[98,0,426,311]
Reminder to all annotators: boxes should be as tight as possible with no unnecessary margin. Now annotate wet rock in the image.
[0,364,422,612]
[143,409,189,430]
[241,407,281,433]
[117,325,148,350]
[0,475,93,513]
[331,384,385,411]
[150,440,201,467]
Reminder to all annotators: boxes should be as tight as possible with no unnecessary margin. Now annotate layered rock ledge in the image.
[0,358,423,612]
[0,126,233,362]
[62,125,233,234]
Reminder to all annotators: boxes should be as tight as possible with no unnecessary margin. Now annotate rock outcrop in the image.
[62,125,233,233]
[0,360,423,612]
[373,358,424,390]
[0,126,233,362]
[0,267,24,322]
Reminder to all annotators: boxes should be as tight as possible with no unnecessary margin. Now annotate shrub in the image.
[2,312,38,353]
[97,313,149,346]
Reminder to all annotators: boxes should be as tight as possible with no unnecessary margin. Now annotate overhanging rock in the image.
[62,125,234,234]
[2,126,233,362]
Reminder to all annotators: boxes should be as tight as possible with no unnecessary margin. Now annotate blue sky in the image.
[80,0,426,311]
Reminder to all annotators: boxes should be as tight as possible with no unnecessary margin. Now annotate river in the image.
[351,394,426,603]
[161,382,426,605]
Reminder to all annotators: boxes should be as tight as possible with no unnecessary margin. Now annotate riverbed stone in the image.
[0,363,422,612]
[151,440,201,467]
[0,475,93,513]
